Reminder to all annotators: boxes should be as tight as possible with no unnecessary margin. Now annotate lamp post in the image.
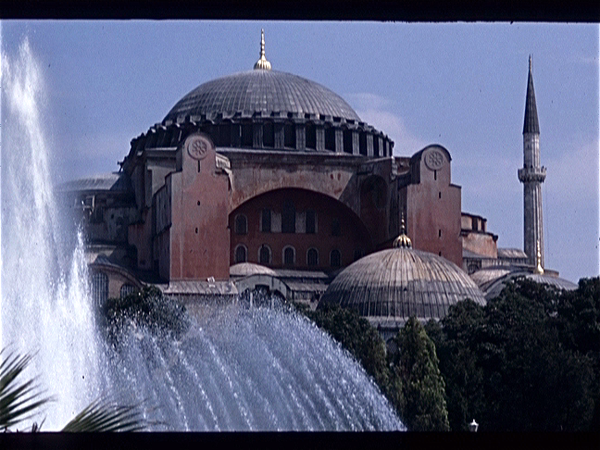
[468,419,479,432]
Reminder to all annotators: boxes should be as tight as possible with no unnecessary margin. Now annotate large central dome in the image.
[164,69,362,123]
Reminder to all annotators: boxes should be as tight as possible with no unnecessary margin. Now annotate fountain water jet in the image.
[1,39,104,430]
[1,38,404,431]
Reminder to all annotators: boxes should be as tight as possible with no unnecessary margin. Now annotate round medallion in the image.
[186,135,210,160]
[424,149,445,171]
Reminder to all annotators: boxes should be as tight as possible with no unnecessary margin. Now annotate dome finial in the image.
[393,212,412,248]
[254,29,272,71]
[534,239,544,274]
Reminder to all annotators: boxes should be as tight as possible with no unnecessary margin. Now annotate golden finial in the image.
[534,239,544,274]
[254,29,272,71]
[393,212,412,249]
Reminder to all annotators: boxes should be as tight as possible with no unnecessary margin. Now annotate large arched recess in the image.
[229,188,374,271]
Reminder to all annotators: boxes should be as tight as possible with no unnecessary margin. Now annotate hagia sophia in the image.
[59,30,576,339]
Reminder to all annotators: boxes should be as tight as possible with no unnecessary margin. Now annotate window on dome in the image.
[235,245,247,263]
[263,122,274,148]
[307,248,319,266]
[305,210,316,234]
[235,214,248,235]
[330,249,341,268]
[359,132,367,156]
[306,124,316,150]
[325,127,336,151]
[283,246,295,266]
[373,136,380,157]
[282,201,296,234]
[259,245,271,265]
[284,123,295,148]
[220,123,231,147]
[261,209,272,233]
[343,130,353,154]
[241,123,253,147]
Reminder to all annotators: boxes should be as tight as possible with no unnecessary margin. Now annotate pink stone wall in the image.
[405,146,463,267]
[166,134,231,281]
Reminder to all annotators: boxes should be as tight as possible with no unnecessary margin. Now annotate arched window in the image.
[91,271,108,307]
[259,245,272,265]
[263,121,274,148]
[307,248,319,266]
[305,210,316,234]
[241,122,253,147]
[235,245,247,263]
[359,132,367,155]
[283,246,296,266]
[284,122,295,148]
[219,122,232,147]
[373,135,380,157]
[282,200,296,234]
[305,123,316,149]
[343,129,353,154]
[120,284,137,299]
[330,249,341,268]
[261,208,272,233]
[325,126,336,151]
[235,214,248,235]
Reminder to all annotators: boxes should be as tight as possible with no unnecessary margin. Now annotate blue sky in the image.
[2,21,598,283]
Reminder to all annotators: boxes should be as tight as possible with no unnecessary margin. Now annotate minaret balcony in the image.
[518,166,546,183]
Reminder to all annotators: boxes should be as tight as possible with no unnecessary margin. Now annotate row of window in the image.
[196,122,391,156]
[234,244,364,267]
[235,207,341,235]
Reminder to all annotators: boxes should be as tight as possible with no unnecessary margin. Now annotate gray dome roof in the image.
[164,70,361,123]
[319,247,486,322]
[230,262,277,277]
[473,267,577,300]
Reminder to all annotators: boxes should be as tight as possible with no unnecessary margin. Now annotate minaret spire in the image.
[523,55,540,134]
[518,55,546,267]
[254,29,272,71]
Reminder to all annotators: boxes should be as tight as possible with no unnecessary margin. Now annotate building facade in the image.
[59,35,572,315]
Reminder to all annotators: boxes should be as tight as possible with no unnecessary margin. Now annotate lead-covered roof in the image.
[164,70,361,123]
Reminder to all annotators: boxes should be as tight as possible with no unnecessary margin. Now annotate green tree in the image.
[303,305,390,392]
[425,299,486,431]
[300,305,406,414]
[392,317,450,431]
[554,277,600,431]
[477,278,595,431]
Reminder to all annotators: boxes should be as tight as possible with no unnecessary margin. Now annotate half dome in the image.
[319,246,486,329]
[164,70,361,123]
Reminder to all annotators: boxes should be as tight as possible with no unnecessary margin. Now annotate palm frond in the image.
[0,348,50,430]
[61,399,146,432]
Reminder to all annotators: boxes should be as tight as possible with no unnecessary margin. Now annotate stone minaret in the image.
[518,56,546,267]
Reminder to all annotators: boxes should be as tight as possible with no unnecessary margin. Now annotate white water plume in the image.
[1,39,103,430]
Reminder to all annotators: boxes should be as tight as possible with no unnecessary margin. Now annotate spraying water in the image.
[0,39,404,431]
[1,39,103,429]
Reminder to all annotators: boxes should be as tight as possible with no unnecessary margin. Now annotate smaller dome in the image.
[319,246,486,326]
[230,262,277,277]
[474,267,577,300]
